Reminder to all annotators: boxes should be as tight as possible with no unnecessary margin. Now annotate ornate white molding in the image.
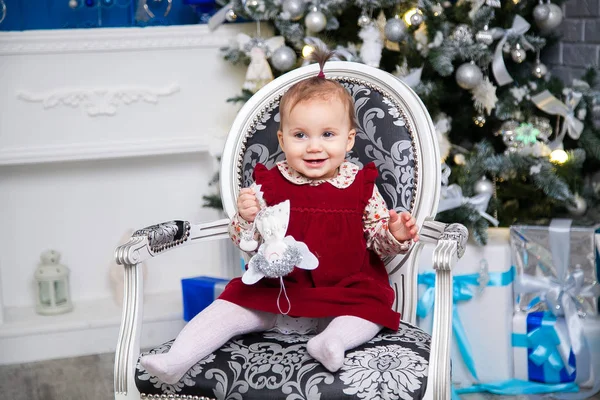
[0,136,212,166]
[17,84,180,116]
[0,23,270,55]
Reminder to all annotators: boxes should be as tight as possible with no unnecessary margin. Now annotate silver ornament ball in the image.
[531,61,548,78]
[536,3,563,34]
[455,62,483,90]
[511,44,527,63]
[69,0,78,8]
[282,0,306,21]
[305,9,327,33]
[533,3,550,22]
[474,177,494,196]
[384,18,406,42]
[566,194,587,216]
[225,9,237,22]
[358,14,371,27]
[410,12,424,26]
[271,46,297,72]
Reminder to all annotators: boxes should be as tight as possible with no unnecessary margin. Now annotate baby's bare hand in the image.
[389,210,420,243]
[237,188,261,222]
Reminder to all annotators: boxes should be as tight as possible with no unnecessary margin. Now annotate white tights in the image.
[140,299,382,384]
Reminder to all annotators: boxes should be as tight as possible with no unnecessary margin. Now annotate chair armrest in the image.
[115,218,230,265]
[422,221,468,400]
[113,217,230,398]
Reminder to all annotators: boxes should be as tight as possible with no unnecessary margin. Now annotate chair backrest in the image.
[220,61,441,324]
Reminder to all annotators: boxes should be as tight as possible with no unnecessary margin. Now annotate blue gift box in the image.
[181,276,230,322]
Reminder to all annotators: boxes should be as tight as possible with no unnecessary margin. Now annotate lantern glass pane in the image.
[39,281,51,306]
[54,280,68,305]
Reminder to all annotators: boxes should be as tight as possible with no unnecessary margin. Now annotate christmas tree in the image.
[209,0,600,244]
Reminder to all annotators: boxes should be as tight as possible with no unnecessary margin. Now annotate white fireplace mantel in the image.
[0,22,263,364]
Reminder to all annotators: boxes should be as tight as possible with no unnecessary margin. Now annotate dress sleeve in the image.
[228,163,268,249]
[228,213,261,248]
[363,185,412,257]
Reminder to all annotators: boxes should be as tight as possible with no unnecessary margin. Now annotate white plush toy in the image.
[239,197,319,313]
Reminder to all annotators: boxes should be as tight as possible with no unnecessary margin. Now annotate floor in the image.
[0,353,597,400]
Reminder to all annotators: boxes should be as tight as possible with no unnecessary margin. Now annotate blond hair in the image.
[278,47,357,130]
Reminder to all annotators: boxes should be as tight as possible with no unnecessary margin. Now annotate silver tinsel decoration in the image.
[305,8,327,32]
[536,3,563,34]
[282,0,306,21]
[511,43,527,63]
[452,24,474,45]
[384,17,406,42]
[455,62,483,90]
[474,176,494,196]
[271,45,297,71]
[249,246,303,278]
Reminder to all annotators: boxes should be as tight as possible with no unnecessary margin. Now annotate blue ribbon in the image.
[417,266,515,382]
[513,312,576,383]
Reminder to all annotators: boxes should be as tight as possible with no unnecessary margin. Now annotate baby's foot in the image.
[140,353,186,385]
[307,336,345,373]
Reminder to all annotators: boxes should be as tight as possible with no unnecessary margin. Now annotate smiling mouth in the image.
[304,159,326,166]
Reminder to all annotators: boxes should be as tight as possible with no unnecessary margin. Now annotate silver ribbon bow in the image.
[437,165,499,226]
[491,15,534,86]
[531,89,584,148]
[514,219,600,393]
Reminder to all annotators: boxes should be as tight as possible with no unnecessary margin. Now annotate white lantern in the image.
[35,250,73,315]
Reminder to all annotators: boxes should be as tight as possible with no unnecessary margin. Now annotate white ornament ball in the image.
[474,176,494,196]
[384,18,406,42]
[69,0,78,8]
[240,238,259,252]
[455,62,483,90]
[533,3,550,22]
[358,14,371,27]
[225,9,237,22]
[536,3,563,34]
[511,44,527,63]
[566,194,587,216]
[282,0,306,21]
[271,46,297,72]
[410,12,424,27]
[532,61,548,78]
[305,10,327,33]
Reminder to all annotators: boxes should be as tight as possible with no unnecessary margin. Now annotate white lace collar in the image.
[276,160,359,189]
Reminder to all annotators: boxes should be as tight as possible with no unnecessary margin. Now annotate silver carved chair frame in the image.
[114,61,468,400]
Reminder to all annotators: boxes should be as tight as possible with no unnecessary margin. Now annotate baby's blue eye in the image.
[294,132,306,139]
[323,131,334,138]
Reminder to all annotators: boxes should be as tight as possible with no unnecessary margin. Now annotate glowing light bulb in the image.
[302,45,315,58]
[550,149,568,164]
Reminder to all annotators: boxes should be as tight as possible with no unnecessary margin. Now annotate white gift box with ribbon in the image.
[417,228,514,386]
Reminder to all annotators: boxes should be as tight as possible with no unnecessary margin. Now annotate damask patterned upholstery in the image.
[134,80,430,399]
[136,323,431,399]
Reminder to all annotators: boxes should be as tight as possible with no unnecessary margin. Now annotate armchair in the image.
[114,61,468,400]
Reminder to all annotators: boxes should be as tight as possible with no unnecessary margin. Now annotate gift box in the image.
[510,219,600,316]
[513,311,600,388]
[181,276,230,321]
[417,228,515,386]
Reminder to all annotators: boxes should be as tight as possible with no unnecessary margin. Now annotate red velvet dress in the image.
[218,162,400,330]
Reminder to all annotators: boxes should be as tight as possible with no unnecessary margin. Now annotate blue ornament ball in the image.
[85,0,95,6]
[102,0,114,6]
